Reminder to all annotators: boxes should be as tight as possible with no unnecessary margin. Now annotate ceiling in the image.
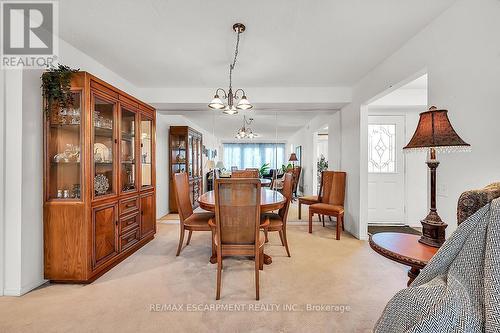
[60,0,456,88]
[400,74,428,89]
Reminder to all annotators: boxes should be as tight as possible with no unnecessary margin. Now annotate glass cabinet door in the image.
[140,117,152,188]
[120,107,137,192]
[171,134,186,174]
[47,91,82,200]
[188,134,193,178]
[93,94,116,198]
[197,138,202,177]
[192,137,197,178]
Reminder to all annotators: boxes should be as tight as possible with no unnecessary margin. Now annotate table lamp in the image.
[403,106,470,247]
[289,153,298,168]
[215,161,225,171]
[205,160,216,170]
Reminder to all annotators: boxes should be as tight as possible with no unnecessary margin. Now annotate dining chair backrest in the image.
[321,171,346,206]
[317,171,324,200]
[291,166,302,193]
[214,178,261,245]
[232,169,259,178]
[278,173,294,221]
[173,172,193,222]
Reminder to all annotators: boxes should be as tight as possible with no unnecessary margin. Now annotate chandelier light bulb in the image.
[223,105,238,115]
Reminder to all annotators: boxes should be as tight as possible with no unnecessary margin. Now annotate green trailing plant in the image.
[317,154,329,191]
[41,64,79,118]
[281,163,293,173]
[259,163,270,178]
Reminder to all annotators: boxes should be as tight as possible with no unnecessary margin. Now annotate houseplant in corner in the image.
[259,163,270,178]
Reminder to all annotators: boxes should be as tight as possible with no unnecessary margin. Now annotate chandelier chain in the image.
[229,31,241,91]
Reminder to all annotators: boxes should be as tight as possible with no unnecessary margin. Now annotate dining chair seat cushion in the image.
[309,203,344,215]
[299,195,319,204]
[260,213,283,231]
[184,212,215,231]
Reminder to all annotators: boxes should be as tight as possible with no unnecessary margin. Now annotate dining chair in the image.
[213,178,266,300]
[298,171,324,219]
[173,172,215,256]
[232,169,259,178]
[308,171,347,240]
[291,166,302,198]
[261,173,293,256]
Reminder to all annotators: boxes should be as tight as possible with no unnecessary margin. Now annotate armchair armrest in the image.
[457,183,500,225]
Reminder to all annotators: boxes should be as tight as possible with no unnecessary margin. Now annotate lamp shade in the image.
[289,153,298,162]
[208,95,225,109]
[403,107,470,152]
[236,96,253,110]
[223,105,238,115]
[206,160,216,170]
[215,161,225,170]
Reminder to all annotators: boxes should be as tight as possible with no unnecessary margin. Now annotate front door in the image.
[367,115,405,224]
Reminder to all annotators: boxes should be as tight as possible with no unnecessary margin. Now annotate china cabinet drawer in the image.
[120,197,139,216]
[120,212,139,235]
[120,228,140,252]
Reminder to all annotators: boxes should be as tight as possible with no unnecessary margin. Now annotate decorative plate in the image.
[94,174,109,195]
[94,143,111,162]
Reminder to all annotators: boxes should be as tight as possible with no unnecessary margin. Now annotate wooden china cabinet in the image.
[168,126,203,213]
[43,72,156,282]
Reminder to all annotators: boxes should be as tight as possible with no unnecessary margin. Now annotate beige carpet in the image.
[0,222,408,333]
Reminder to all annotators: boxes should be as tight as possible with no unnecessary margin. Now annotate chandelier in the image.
[208,23,253,115]
[235,116,257,139]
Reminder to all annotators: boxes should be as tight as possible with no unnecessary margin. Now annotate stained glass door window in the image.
[368,124,396,173]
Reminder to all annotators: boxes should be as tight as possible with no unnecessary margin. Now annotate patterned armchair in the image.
[457,182,500,225]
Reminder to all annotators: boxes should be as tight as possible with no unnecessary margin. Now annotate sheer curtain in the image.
[223,143,285,170]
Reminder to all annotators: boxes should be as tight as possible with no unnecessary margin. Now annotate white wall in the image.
[340,0,500,239]
[0,69,5,296]
[287,112,340,196]
[3,69,24,295]
[1,38,139,296]
[156,114,221,218]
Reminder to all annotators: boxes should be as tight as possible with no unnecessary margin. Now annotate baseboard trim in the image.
[358,234,369,241]
[3,278,46,296]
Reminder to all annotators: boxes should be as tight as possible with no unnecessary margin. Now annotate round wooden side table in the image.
[369,232,438,286]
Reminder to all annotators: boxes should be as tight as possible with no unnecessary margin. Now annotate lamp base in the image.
[419,210,447,248]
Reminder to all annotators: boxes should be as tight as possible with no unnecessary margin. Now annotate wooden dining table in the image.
[198,188,286,265]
